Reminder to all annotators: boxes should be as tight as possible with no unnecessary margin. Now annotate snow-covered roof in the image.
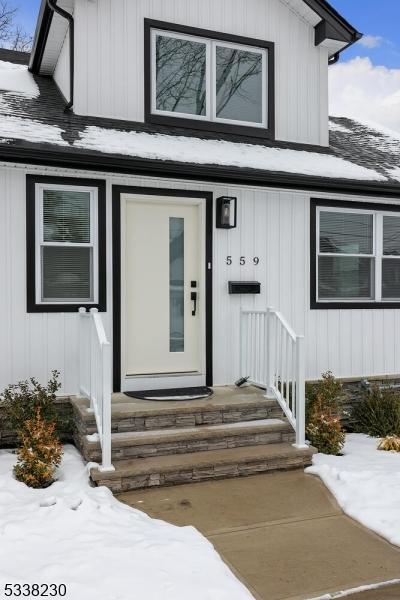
[0,50,399,188]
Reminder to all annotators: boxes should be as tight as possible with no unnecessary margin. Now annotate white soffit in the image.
[280,0,321,27]
[319,38,348,53]
[39,0,74,75]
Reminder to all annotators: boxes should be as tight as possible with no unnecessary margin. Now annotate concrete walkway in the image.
[348,583,400,599]
[118,471,400,600]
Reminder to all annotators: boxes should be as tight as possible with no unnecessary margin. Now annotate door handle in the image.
[191,291,197,316]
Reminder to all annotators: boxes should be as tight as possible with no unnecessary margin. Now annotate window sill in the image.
[146,112,275,141]
[311,300,400,310]
[27,302,106,313]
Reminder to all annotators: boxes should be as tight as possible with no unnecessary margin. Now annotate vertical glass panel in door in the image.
[215,46,264,124]
[170,217,184,352]
[155,34,207,116]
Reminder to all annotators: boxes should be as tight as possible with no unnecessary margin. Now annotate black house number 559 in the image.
[226,256,260,265]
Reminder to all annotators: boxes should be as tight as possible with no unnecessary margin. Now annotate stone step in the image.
[90,442,315,492]
[81,418,295,461]
[71,391,284,435]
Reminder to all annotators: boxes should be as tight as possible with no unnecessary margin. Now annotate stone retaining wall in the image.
[0,397,74,448]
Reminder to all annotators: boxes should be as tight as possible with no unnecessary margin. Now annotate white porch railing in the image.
[240,307,306,448]
[79,307,114,472]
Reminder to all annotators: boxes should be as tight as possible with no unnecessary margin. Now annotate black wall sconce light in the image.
[216,196,237,229]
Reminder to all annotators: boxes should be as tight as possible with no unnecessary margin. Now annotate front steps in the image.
[81,419,295,462]
[71,387,315,492]
[90,443,313,493]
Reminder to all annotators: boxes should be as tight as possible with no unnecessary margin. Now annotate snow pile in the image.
[0,61,39,98]
[307,579,400,600]
[0,116,67,146]
[0,445,253,600]
[387,167,400,182]
[75,126,386,181]
[328,121,352,134]
[306,434,400,546]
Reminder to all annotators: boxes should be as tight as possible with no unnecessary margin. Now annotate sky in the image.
[12,0,400,133]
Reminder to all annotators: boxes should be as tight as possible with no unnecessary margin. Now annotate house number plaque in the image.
[225,256,260,265]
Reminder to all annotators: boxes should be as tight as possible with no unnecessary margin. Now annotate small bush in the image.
[306,396,345,455]
[14,407,63,488]
[306,371,342,422]
[352,387,400,438]
[0,371,61,432]
[378,436,400,452]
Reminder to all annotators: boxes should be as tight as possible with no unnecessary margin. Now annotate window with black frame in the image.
[26,176,106,312]
[313,202,400,307]
[147,22,273,136]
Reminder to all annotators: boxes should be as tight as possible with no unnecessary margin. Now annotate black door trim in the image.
[112,185,213,392]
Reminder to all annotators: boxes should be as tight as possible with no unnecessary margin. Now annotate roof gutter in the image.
[29,0,74,111]
[1,145,399,199]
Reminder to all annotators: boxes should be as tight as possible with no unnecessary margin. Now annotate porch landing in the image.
[71,386,315,492]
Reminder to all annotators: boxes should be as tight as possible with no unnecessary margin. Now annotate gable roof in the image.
[0,51,399,196]
[29,0,361,76]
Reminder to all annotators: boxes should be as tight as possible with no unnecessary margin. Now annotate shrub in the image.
[306,371,342,422]
[306,395,345,455]
[352,386,400,438]
[0,371,61,432]
[378,436,400,452]
[14,407,63,488]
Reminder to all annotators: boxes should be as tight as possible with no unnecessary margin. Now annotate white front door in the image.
[121,194,206,390]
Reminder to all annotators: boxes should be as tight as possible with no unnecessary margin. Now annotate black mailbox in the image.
[228,281,261,294]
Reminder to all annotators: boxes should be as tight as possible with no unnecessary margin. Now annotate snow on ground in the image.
[0,61,39,98]
[0,445,253,600]
[75,126,386,181]
[306,434,400,546]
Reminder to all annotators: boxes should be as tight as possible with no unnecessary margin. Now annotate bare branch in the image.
[0,1,32,52]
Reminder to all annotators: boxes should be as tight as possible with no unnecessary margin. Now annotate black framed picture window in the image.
[144,19,275,140]
[26,175,106,312]
[311,198,400,309]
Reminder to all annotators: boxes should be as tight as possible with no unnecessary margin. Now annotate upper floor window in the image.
[145,20,274,139]
[26,175,106,313]
[311,199,400,309]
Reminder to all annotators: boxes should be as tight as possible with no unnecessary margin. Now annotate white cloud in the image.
[358,35,383,48]
[329,57,400,133]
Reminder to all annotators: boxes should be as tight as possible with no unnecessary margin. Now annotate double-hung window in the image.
[27,176,106,312]
[312,199,400,308]
[146,20,274,138]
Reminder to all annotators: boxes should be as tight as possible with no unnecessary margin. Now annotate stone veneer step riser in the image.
[82,429,296,462]
[96,454,312,493]
[74,405,285,436]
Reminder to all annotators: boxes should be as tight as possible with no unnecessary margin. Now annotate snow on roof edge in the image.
[74,126,387,182]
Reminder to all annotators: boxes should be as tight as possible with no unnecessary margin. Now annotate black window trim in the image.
[26,174,107,313]
[311,197,400,310]
[144,18,275,141]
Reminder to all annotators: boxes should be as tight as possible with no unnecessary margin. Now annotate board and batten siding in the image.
[73,0,329,146]
[1,162,400,395]
[53,28,70,103]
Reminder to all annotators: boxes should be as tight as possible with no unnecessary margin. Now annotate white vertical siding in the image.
[0,167,112,394]
[73,0,329,146]
[1,163,400,394]
[53,31,70,102]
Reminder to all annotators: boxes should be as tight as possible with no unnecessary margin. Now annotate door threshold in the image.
[126,371,201,378]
